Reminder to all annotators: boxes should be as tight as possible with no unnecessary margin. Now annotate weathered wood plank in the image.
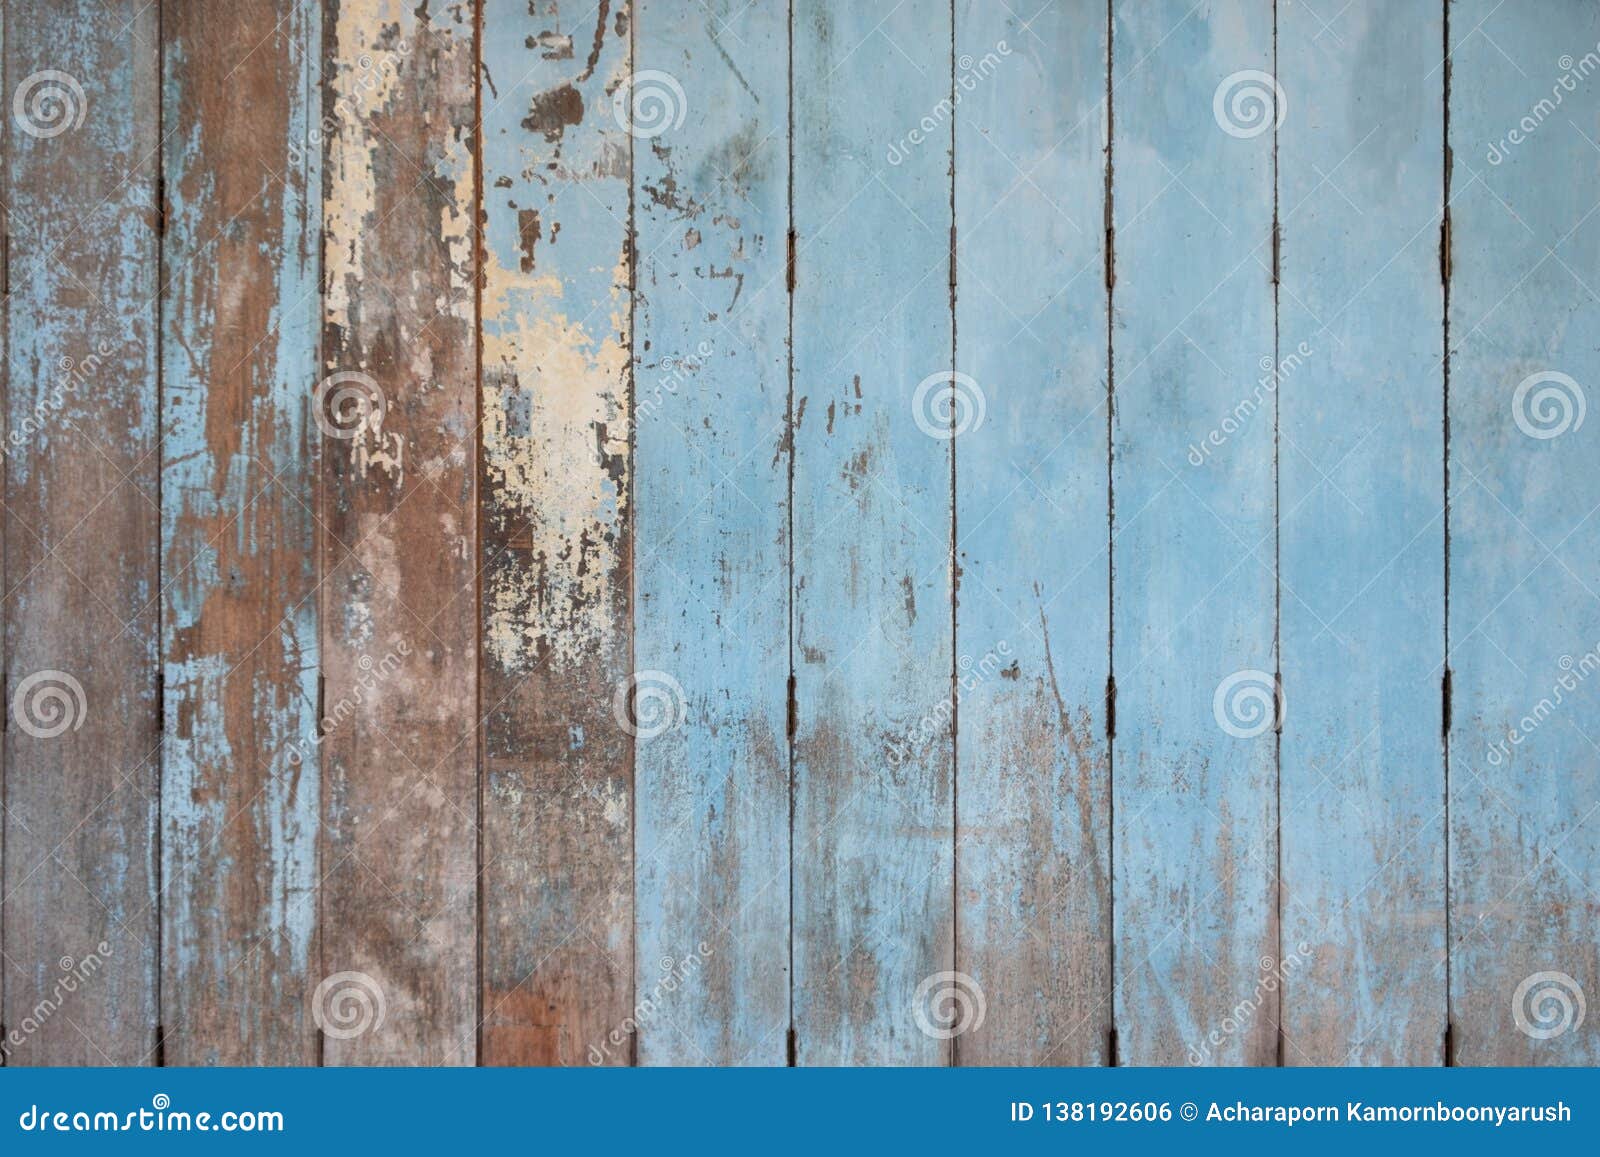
[631,0,789,1065]
[1277,0,1447,1065]
[952,0,1111,1065]
[2,0,160,1065]
[160,0,323,1065]
[319,0,478,1065]
[1110,0,1277,1065]
[478,0,634,1066]
[791,0,954,1065]
[1448,0,1600,1065]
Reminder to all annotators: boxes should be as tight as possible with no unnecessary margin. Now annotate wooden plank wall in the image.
[1,0,1596,1068]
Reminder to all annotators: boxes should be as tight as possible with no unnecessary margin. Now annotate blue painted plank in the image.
[478,0,634,1065]
[160,0,323,1064]
[953,0,1112,1064]
[791,0,954,1065]
[319,0,478,1065]
[1277,1,1447,1065]
[1111,0,1277,1065]
[1448,0,1600,1065]
[2,0,160,1064]
[632,0,790,1065]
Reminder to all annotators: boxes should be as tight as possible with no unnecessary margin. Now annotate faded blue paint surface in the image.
[954,0,1111,1065]
[6,0,1598,1069]
[477,0,634,1065]
[1111,0,1278,1066]
[791,0,954,1065]
[2,0,160,1064]
[632,0,790,1065]
[1448,0,1600,1066]
[159,0,323,1064]
[1278,1,1447,1065]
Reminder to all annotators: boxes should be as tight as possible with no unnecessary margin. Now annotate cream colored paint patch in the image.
[325,0,410,335]
[482,244,630,674]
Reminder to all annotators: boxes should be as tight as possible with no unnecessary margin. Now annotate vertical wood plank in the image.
[631,0,789,1065]
[160,0,323,1065]
[1277,0,1447,1065]
[1449,0,1600,1065]
[952,0,1111,1065]
[319,0,478,1065]
[2,0,160,1064]
[478,0,633,1066]
[1111,0,1278,1065]
[791,0,954,1065]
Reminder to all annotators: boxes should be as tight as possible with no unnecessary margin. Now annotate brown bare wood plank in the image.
[318,0,478,1065]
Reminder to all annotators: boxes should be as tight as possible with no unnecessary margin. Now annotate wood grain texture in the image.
[631,0,789,1065]
[160,0,324,1065]
[7,0,1597,1071]
[1110,0,1278,1066]
[478,0,634,1066]
[2,0,160,1065]
[791,0,954,1066]
[1448,0,1600,1065]
[953,0,1111,1065]
[319,0,478,1065]
[1278,0,1447,1066]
